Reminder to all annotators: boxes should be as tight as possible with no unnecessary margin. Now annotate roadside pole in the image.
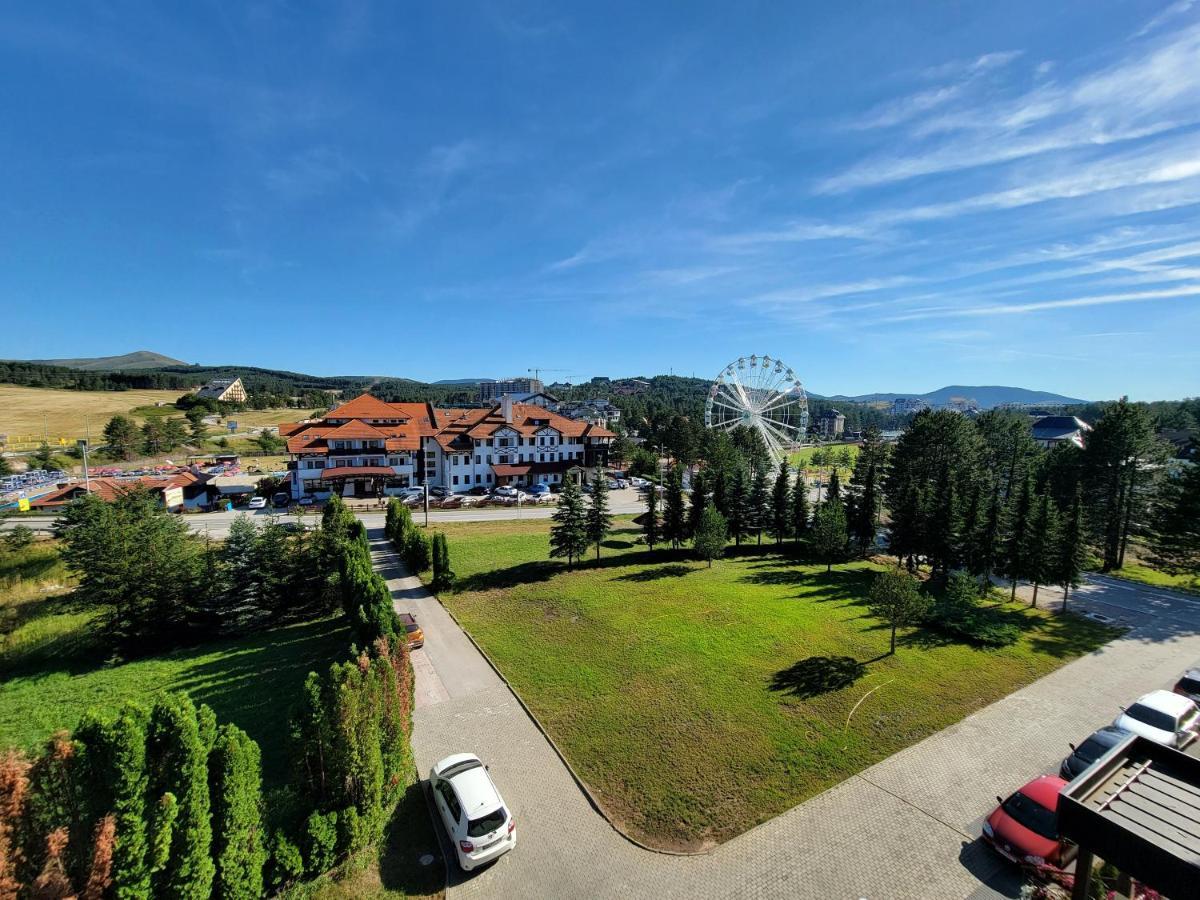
[423,483,429,528]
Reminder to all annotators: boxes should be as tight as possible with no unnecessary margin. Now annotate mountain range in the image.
[8,353,1091,407]
[820,385,1088,409]
[26,350,189,371]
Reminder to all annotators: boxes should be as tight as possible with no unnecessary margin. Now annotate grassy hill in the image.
[0,384,184,445]
[27,350,188,371]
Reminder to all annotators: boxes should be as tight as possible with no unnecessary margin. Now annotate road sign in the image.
[227,421,238,432]
[17,498,30,512]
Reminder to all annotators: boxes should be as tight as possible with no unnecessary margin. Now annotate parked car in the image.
[982,775,1075,868]
[397,487,425,499]
[429,486,450,498]
[429,753,516,872]
[610,479,628,489]
[399,613,424,649]
[1059,726,1131,780]
[527,483,551,497]
[492,486,520,499]
[297,497,315,506]
[271,492,291,508]
[1173,668,1200,704]
[629,477,649,489]
[247,496,268,509]
[1114,689,1200,748]
[467,485,490,496]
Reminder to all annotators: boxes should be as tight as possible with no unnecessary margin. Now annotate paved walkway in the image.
[372,529,1200,899]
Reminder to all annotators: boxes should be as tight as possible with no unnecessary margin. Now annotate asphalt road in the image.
[0,488,649,539]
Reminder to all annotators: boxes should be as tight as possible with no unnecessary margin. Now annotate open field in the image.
[0,540,348,782]
[432,518,1118,850]
[788,442,859,469]
[0,384,183,445]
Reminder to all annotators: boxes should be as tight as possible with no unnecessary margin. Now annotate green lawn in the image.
[431,519,1118,850]
[789,442,859,469]
[1,542,349,784]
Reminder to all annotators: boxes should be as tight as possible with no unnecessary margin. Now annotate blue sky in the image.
[1,2,1198,400]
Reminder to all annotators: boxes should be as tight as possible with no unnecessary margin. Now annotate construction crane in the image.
[528,367,569,382]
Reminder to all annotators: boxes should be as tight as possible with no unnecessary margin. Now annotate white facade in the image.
[291,436,416,499]
[423,426,588,490]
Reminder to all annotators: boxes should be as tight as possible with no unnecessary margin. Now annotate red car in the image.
[982,775,1076,868]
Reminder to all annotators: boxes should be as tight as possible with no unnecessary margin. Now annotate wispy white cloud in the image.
[881,285,1200,323]
[852,51,1022,130]
[1133,0,1195,38]
[820,22,1200,193]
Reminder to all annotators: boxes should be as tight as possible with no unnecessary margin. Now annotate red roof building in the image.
[285,393,615,499]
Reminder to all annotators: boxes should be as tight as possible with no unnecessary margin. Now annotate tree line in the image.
[5,494,418,895]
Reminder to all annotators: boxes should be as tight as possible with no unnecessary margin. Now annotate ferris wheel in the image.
[704,355,809,462]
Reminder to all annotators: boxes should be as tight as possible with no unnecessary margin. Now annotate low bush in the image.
[928,573,1020,647]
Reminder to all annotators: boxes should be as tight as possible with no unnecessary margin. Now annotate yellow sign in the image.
[17,498,31,512]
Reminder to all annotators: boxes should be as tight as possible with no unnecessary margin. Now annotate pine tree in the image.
[728,468,749,546]
[1055,485,1086,613]
[888,482,925,573]
[748,467,769,546]
[927,465,961,576]
[1083,398,1156,570]
[1149,461,1200,577]
[790,469,810,540]
[103,415,140,461]
[692,504,728,567]
[642,485,660,550]
[770,460,790,544]
[812,501,848,573]
[826,467,841,505]
[687,472,708,540]
[1026,490,1059,608]
[1003,476,1034,602]
[662,465,687,549]
[209,725,266,900]
[145,694,215,900]
[585,476,612,561]
[430,533,454,590]
[868,569,931,655]
[550,478,588,568]
[76,703,150,900]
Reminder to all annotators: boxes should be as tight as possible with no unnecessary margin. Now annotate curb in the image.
[373,533,709,858]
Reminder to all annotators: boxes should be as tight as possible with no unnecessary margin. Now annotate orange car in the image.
[399,613,424,649]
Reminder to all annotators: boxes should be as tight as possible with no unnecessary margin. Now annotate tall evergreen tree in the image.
[790,469,810,541]
[692,504,728,567]
[1025,490,1059,608]
[642,483,660,550]
[728,468,749,546]
[662,465,687,549]
[927,465,961,576]
[76,703,150,899]
[585,476,612,561]
[811,501,848,573]
[1003,476,1034,601]
[1055,485,1086,612]
[549,478,588,568]
[748,467,770,546]
[102,415,140,460]
[1083,398,1157,570]
[1149,461,1200,577]
[687,471,708,540]
[209,724,266,900]
[826,467,841,504]
[888,482,925,573]
[145,694,215,900]
[770,460,791,544]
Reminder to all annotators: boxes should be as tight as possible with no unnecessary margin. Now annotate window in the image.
[475,455,481,464]
[436,782,462,822]
[1001,792,1057,841]
[467,806,507,838]
[1126,703,1177,732]
[452,475,459,485]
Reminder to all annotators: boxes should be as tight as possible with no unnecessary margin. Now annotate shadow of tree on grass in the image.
[614,564,694,583]
[769,655,868,698]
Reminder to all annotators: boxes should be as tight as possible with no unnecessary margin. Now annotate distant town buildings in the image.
[815,409,846,438]
[281,393,614,500]
[1031,415,1092,449]
[889,397,930,415]
[479,377,544,402]
[194,377,247,403]
[556,398,622,427]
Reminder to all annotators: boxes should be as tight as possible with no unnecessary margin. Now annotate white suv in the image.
[429,753,516,871]
[1114,689,1200,748]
